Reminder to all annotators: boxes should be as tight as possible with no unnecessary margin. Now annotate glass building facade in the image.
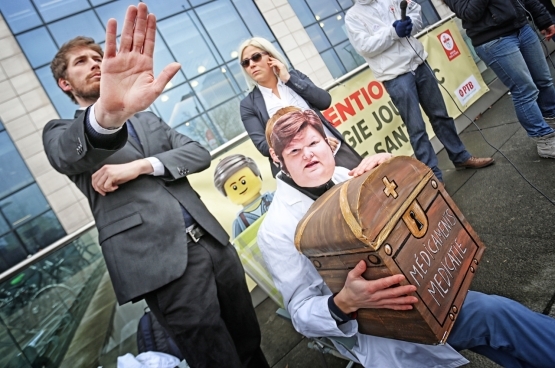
[0,0,278,151]
[289,0,441,78]
[0,0,445,152]
[0,121,66,272]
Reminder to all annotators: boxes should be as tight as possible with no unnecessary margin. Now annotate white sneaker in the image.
[534,132,555,158]
[544,117,555,130]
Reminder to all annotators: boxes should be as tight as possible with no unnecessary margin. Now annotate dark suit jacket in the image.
[240,69,360,176]
[42,108,229,304]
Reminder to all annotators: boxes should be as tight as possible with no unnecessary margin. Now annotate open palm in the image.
[95,3,180,128]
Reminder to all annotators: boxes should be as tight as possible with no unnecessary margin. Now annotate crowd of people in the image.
[41,1,555,367]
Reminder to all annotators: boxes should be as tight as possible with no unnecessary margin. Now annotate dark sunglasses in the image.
[240,52,269,68]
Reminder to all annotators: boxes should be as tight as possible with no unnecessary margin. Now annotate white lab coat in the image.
[345,0,427,82]
[257,167,468,368]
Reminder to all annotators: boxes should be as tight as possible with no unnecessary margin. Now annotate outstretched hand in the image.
[348,152,393,177]
[95,3,181,128]
[334,260,418,314]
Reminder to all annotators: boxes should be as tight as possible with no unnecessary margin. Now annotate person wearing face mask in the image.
[238,37,362,177]
[257,109,555,368]
[345,0,495,182]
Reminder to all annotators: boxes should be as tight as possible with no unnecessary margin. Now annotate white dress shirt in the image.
[88,104,165,176]
[257,167,468,368]
[258,80,341,152]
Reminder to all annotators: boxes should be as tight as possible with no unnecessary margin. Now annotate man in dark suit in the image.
[42,4,268,368]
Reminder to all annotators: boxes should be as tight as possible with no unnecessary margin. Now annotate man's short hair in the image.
[51,36,103,103]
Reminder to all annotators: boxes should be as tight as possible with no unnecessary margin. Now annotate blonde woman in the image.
[238,37,361,176]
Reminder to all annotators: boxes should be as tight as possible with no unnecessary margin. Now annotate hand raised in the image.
[268,56,290,83]
[334,260,418,313]
[95,3,181,128]
[348,152,393,177]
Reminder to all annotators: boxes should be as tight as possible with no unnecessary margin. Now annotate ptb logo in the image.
[455,75,480,105]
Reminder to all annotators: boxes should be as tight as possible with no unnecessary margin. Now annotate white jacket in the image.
[257,167,468,368]
[346,0,428,81]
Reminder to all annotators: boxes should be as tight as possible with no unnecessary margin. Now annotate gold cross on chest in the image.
[382,176,398,199]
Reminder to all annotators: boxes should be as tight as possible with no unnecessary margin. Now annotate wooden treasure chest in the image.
[294,156,485,345]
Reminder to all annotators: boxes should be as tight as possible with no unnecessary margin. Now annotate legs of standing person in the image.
[517,24,555,124]
[447,291,555,368]
[211,238,269,368]
[383,72,443,181]
[415,63,471,166]
[474,27,554,138]
[145,235,268,368]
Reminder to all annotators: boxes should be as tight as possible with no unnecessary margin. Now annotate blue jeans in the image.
[447,291,555,367]
[383,63,471,182]
[475,25,555,137]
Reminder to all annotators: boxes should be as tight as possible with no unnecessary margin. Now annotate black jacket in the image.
[538,0,555,15]
[444,0,553,46]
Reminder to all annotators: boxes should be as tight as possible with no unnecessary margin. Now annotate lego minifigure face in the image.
[224,167,262,206]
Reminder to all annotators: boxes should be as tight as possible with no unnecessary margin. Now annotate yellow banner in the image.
[322,19,488,157]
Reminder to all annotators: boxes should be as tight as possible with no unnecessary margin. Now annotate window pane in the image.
[190,0,211,6]
[306,24,331,52]
[334,40,366,72]
[36,65,77,119]
[306,0,341,20]
[90,0,111,5]
[153,31,185,88]
[95,0,136,34]
[48,10,105,46]
[196,1,251,63]
[0,132,34,198]
[16,27,58,68]
[155,83,199,126]
[320,48,346,79]
[175,114,222,150]
[158,12,219,79]
[226,61,248,94]
[339,0,354,10]
[320,12,348,45]
[147,1,190,20]
[32,0,89,22]
[0,214,8,236]
[208,98,244,142]
[0,184,50,227]
[232,0,274,42]
[15,210,65,253]
[289,0,316,27]
[192,68,235,110]
[0,233,28,272]
[417,0,440,27]
[0,0,42,34]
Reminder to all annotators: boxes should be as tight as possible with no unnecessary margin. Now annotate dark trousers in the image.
[383,63,471,182]
[144,235,269,368]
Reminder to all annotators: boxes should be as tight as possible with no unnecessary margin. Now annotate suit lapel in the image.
[252,87,270,127]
